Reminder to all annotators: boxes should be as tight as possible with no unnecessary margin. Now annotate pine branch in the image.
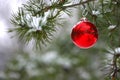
[63,0,95,8]
[34,0,95,15]
[111,54,120,80]
[9,0,95,49]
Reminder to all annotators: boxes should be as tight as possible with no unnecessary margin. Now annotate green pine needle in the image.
[9,0,70,49]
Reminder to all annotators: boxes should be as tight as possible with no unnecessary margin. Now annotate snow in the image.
[25,9,51,32]
[108,25,116,30]
[107,47,120,54]
[92,10,100,15]
[41,51,58,63]
[115,47,120,54]
[105,47,120,64]
[56,57,72,67]
[77,68,91,80]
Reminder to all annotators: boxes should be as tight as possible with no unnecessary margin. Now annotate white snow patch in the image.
[92,10,100,15]
[56,57,72,67]
[41,51,58,63]
[115,47,120,54]
[77,68,91,80]
[107,47,120,54]
[108,25,116,30]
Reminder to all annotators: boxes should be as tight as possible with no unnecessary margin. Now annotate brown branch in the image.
[112,55,117,80]
[63,0,95,8]
[111,54,120,80]
[38,0,95,13]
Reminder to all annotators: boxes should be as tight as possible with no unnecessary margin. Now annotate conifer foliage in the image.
[9,0,95,49]
[9,0,71,48]
[6,0,120,80]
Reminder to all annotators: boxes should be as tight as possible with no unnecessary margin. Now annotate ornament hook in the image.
[82,8,88,17]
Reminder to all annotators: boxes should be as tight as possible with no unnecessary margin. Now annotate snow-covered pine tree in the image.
[4,0,120,80]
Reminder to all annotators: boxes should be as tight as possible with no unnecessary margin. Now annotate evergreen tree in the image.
[3,0,120,80]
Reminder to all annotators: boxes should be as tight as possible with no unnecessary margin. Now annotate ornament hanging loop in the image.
[82,8,88,17]
[81,8,88,22]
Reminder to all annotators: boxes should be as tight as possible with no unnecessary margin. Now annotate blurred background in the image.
[0,0,113,80]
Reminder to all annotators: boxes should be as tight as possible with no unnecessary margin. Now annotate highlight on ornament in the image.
[71,18,98,49]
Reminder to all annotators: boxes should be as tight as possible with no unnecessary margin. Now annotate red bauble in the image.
[71,18,98,49]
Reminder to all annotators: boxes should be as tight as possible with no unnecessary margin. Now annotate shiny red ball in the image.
[71,19,98,49]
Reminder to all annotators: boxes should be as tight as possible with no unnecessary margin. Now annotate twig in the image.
[111,54,120,80]
[40,0,95,12]
[63,0,95,8]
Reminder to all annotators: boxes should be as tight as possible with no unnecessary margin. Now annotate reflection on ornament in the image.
[71,18,98,49]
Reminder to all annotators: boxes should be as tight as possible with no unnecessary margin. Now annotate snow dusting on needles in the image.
[107,47,120,54]
[56,57,72,68]
[32,17,42,30]
[41,51,58,63]
[92,10,100,15]
[50,0,58,3]
[108,25,116,30]
[41,10,51,26]
[115,47,120,54]
[26,10,51,32]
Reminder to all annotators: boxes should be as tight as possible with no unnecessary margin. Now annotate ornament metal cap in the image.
[80,17,88,22]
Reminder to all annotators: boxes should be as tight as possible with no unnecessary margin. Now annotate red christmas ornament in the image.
[71,18,98,49]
